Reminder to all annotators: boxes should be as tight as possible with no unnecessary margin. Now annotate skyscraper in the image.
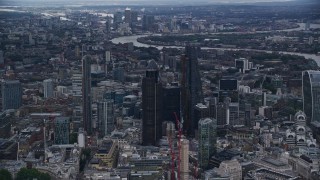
[124,8,131,24]
[162,85,180,124]
[43,79,54,98]
[113,11,122,29]
[98,100,114,138]
[0,50,4,64]
[82,55,92,135]
[198,118,217,169]
[131,11,138,23]
[142,60,163,146]
[54,117,70,144]
[180,138,189,180]
[302,70,320,125]
[2,80,22,111]
[142,15,155,31]
[181,45,203,137]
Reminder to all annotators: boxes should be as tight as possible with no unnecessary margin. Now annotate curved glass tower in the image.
[302,71,320,125]
[198,118,217,169]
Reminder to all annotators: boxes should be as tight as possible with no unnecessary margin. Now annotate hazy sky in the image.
[0,0,297,5]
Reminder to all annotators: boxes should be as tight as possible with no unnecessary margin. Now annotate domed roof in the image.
[147,60,158,70]
[294,111,306,121]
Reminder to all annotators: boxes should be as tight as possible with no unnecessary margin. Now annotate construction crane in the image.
[166,112,183,180]
[174,112,182,180]
[168,133,175,180]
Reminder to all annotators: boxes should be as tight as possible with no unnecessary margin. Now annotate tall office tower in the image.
[82,55,92,135]
[72,72,82,96]
[131,11,138,23]
[180,139,189,180]
[97,100,114,138]
[216,102,228,126]
[105,51,111,62]
[43,79,54,98]
[235,58,250,73]
[54,117,70,144]
[219,79,239,102]
[162,85,180,124]
[194,103,209,131]
[181,45,203,137]
[124,8,131,24]
[105,17,111,34]
[302,71,320,125]
[75,45,80,58]
[239,101,251,127]
[113,12,122,29]
[198,118,217,169]
[142,60,163,146]
[0,50,4,64]
[142,15,155,31]
[2,80,22,110]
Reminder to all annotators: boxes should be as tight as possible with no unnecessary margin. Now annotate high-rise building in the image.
[105,51,111,62]
[71,72,82,97]
[113,67,125,82]
[2,80,22,110]
[97,100,114,138]
[82,55,92,135]
[194,103,209,130]
[142,15,155,31]
[105,17,111,34]
[0,50,4,64]
[131,11,138,23]
[180,138,189,180]
[54,117,70,144]
[162,85,180,124]
[113,12,122,29]
[216,102,228,126]
[124,8,131,24]
[302,71,320,125]
[142,60,163,146]
[181,45,203,137]
[219,79,239,103]
[198,118,217,169]
[235,58,251,73]
[43,79,54,98]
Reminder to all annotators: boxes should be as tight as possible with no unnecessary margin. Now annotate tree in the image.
[15,168,50,180]
[0,169,12,180]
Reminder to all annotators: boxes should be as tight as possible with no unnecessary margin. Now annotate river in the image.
[111,24,320,67]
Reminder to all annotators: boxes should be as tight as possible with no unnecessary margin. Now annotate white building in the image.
[214,159,242,180]
[43,79,54,98]
[180,139,189,180]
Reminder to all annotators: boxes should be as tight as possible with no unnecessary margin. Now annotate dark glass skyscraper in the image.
[82,55,92,135]
[162,85,180,124]
[302,70,320,125]
[181,45,203,137]
[54,117,70,144]
[142,60,163,146]
[2,80,22,111]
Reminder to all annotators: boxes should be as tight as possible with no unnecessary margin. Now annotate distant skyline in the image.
[0,0,304,7]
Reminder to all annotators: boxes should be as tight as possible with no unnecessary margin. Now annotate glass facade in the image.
[54,117,70,144]
[303,71,320,124]
[2,80,22,111]
[198,118,217,169]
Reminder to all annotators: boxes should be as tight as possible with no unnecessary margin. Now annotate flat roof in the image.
[30,113,62,116]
